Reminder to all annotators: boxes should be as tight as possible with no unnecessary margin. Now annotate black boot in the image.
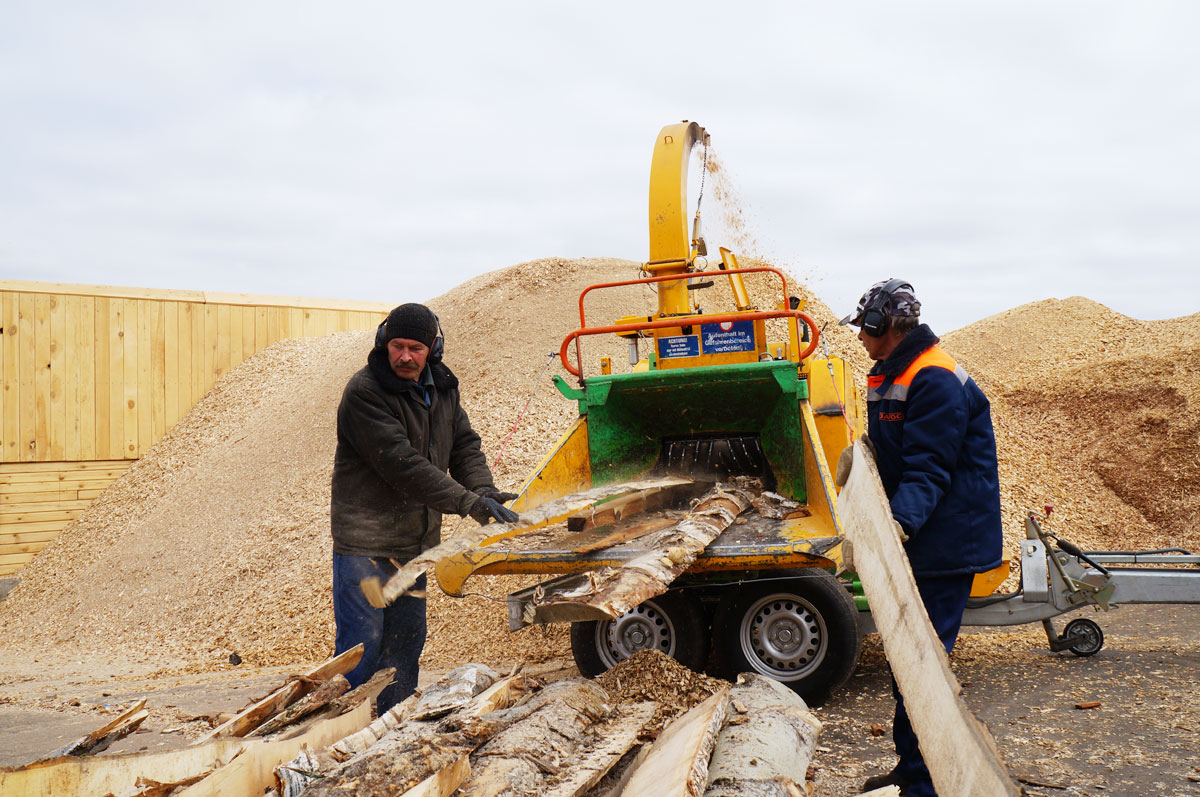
[861,764,912,793]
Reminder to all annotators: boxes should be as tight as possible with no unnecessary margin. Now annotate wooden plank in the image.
[107,298,125,459]
[0,496,92,511]
[48,294,66,460]
[92,297,112,460]
[62,295,81,461]
[248,675,349,737]
[0,509,83,524]
[0,280,207,303]
[185,301,201,410]
[32,294,51,461]
[0,471,126,486]
[215,302,231,381]
[149,299,166,442]
[2,293,18,461]
[254,306,269,351]
[1,487,92,502]
[0,520,71,535]
[78,297,96,461]
[120,299,138,458]
[0,458,130,473]
[0,539,52,556]
[620,687,729,797]
[198,644,364,742]
[137,300,153,456]
[41,700,149,759]
[201,303,217,390]
[0,552,39,567]
[361,477,696,608]
[0,529,60,545]
[16,294,35,461]
[228,304,243,372]
[839,440,1019,796]
[239,305,255,362]
[163,301,179,428]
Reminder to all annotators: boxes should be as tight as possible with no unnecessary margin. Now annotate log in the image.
[839,440,1019,796]
[197,644,364,742]
[360,477,696,608]
[703,674,822,796]
[542,701,657,797]
[619,686,730,797]
[41,699,149,759]
[525,481,754,621]
[249,674,349,737]
[458,679,611,796]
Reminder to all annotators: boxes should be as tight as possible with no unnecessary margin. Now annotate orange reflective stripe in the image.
[867,374,886,388]
[893,346,957,387]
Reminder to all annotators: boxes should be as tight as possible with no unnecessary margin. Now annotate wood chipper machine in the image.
[430,120,877,705]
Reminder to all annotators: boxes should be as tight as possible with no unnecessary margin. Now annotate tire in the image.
[570,592,710,678]
[712,570,861,706]
[1063,617,1104,657]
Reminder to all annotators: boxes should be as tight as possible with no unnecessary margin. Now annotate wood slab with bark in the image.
[619,687,730,797]
[359,477,697,608]
[41,699,149,759]
[196,643,363,742]
[524,481,754,621]
[249,674,349,737]
[542,701,657,797]
[839,440,1019,796]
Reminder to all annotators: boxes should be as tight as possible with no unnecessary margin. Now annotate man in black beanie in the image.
[330,302,519,712]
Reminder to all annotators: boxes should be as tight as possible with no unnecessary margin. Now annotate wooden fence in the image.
[0,280,393,575]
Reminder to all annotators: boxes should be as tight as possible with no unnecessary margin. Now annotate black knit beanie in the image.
[381,303,438,348]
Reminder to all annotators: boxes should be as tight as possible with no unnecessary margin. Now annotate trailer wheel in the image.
[570,594,709,677]
[1063,617,1104,657]
[712,571,861,706]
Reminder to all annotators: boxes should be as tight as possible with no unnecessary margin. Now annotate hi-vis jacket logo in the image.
[878,411,905,422]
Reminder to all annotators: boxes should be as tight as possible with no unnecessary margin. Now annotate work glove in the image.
[892,518,910,543]
[476,487,519,503]
[469,495,520,526]
[834,434,877,488]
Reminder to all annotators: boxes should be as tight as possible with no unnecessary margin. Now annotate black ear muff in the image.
[860,278,912,338]
[374,320,387,349]
[429,312,445,364]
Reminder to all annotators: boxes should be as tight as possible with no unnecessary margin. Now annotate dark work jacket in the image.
[330,349,496,560]
[866,324,1003,577]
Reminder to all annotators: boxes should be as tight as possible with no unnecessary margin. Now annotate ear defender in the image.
[428,313,445,364]
[861,278,912,338]
[374,320,388,349]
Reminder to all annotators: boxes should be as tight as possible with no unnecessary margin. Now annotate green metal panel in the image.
[553,361,809,499]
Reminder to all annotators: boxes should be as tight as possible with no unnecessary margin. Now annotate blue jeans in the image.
[333,554,427,714]
[891,573,974,797]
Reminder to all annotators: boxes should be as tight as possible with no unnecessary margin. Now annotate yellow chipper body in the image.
[435,121,869,704]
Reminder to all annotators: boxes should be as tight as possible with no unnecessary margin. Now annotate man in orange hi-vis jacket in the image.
[840,279,1003,797]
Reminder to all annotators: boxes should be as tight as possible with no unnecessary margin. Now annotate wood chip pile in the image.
[0,255,1194,681]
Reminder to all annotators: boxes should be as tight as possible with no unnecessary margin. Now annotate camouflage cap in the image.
[838,279,920,326]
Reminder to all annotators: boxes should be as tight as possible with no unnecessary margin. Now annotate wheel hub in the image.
[741,593,829,680]
[596,600,676,668]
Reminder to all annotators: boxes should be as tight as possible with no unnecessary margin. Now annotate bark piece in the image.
[619,686,730,797]
[839,440,1020,796]
[400,754,471,796]
[542,701,657,797]
[704,674,822,796]
[197,644,364,742]
[526,481,754,621]
[250,675,350,737]
[360,477,696,607]
[566,516,678,554]
[42,699,149,759]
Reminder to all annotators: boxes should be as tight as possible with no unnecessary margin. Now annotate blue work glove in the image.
[469,495,519,526]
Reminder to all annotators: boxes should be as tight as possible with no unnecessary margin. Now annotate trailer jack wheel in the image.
[1062,617,1104,657]
[570,593,709,677]
[712,570,861,707]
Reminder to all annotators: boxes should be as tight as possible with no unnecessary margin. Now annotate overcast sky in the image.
[2,2,1197,333]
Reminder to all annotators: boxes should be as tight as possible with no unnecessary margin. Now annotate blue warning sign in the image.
[658,335,700,359]
[701,320,755,354]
